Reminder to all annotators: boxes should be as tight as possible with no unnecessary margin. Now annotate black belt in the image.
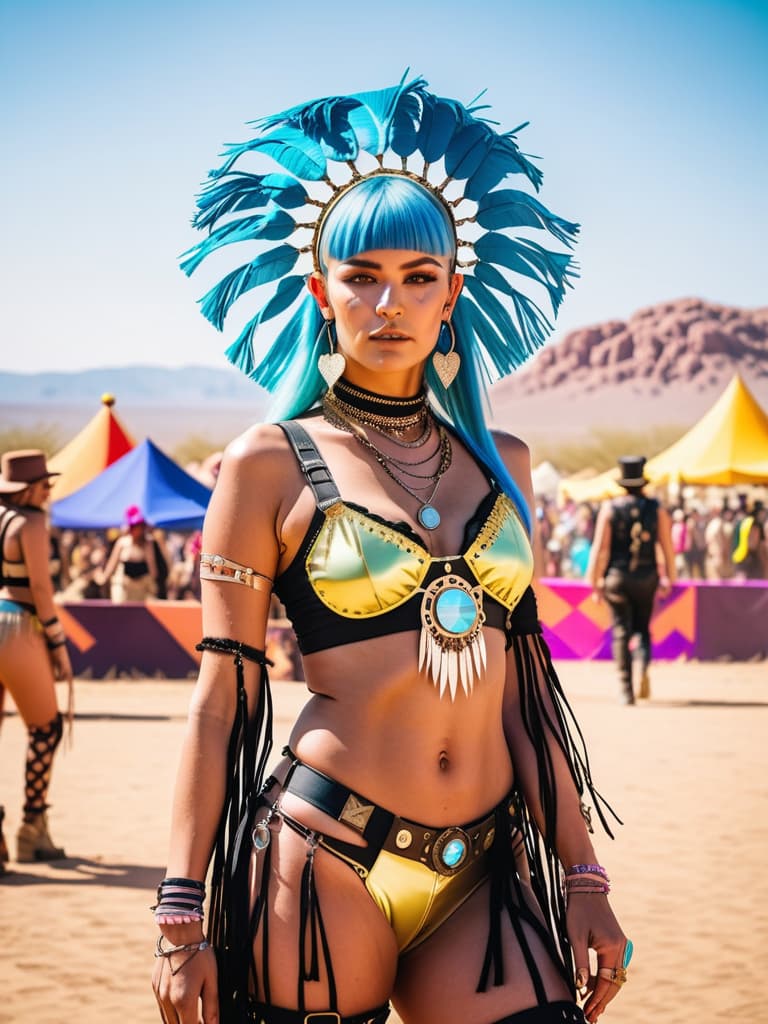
[279,751,519,878]
[249,1002,390,1024]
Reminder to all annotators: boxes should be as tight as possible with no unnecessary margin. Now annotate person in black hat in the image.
[587,456,676,703]
[0,450,73,868]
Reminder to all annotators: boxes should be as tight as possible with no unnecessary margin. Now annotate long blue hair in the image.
[260,175,532,533]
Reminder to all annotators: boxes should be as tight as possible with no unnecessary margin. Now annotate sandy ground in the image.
[1,660,767,1024]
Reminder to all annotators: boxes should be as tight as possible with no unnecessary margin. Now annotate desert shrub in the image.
[530,424,685,474]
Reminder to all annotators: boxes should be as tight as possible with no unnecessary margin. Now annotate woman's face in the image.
[22,478,53,507]
[309,249,463,394]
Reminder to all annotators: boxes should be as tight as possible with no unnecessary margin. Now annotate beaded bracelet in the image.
[568,863,609,879]
[153,876,206,924]
[41,615,60,628]
[45,637,68,651]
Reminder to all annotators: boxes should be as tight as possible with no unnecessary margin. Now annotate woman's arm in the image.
[153,426,288,1024]
[98,535,125,585]
[495,435,627,1024]
[586,502,611,598]
[20,512,74,694]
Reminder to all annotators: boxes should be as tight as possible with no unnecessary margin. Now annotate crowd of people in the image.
[537,493,767,582]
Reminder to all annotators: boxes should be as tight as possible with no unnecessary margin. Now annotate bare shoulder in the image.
[491,429,532,481]
[18,506,47,539]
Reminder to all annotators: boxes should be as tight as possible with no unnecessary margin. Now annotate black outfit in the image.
[603,493,659,703]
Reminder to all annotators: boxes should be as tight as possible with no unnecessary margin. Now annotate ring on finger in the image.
[598,965,628,986]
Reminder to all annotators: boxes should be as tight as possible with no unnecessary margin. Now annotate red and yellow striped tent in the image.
[48,394,135,501]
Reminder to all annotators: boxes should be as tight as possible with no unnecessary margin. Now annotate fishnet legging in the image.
[23,713,63,815]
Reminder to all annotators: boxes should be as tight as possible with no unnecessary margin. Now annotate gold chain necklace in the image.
[322,399,452,530]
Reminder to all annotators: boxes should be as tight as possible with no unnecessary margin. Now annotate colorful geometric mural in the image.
[59,580,767,679]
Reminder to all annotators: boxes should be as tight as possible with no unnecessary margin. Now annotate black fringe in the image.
[195,637,274,1024]
[488,632,621,997]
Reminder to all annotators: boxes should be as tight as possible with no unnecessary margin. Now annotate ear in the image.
[307,271,332,318]
[444,272,464,318]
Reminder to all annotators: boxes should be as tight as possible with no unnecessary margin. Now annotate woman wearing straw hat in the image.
[0,449,73,867]
[152,78,631,1024]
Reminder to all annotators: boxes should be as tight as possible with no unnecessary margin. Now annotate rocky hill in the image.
[490,298,768,439]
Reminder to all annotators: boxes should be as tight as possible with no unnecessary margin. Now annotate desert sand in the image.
[1,660,766,1024]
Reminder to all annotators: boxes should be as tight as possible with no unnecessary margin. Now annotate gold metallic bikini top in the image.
[274,421,534,695]
[307,490,533,619]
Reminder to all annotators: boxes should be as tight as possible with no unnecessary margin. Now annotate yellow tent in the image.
[558,374,768,502]
[48,394,136,501]
[643,373,768,485]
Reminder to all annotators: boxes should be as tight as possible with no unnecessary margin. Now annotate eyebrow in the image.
[341,256,444,270]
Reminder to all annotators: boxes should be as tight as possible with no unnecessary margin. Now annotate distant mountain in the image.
[0,364,266,406]
[490,298,768,439]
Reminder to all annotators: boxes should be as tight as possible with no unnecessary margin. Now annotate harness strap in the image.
[278,422,341,512]
[0,509,29,588]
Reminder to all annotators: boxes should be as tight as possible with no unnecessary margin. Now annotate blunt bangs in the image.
[318,175,455,269]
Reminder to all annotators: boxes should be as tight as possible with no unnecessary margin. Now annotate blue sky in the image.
[1,0,766,373]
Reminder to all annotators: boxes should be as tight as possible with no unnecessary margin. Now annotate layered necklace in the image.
[323,378,452,531]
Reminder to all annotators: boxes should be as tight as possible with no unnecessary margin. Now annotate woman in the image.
[153,79,630,1024]
[99,505,158,602]
[0,449,73,866]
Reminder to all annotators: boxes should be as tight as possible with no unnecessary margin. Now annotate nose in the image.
[375,287,403,320]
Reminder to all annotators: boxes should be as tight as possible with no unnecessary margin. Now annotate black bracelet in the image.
[41,615,60,628]
[46,638,67,651]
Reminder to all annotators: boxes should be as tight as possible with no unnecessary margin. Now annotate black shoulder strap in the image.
[0,508,19,556]
[278,421,341,511]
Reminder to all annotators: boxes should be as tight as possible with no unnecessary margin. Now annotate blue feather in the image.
[199,245,299,330]
[444,123,491,180]
[462,275,535,368]
[474,233,575,312]
[348,75,424,155]
[475,190,579,247]
[416,95,460,164]
[224,330,256,377]
[389,91,422,158]
[215,126,326,181]
[473,263,554,344]
[193,173,307,231]
[465,137,542,199]
[223,274,306,375]
[180,209,296,276]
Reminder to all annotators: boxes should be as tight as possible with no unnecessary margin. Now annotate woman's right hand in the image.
[152,935,219,1024]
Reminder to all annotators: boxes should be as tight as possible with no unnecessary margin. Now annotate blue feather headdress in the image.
[181,73,578,394]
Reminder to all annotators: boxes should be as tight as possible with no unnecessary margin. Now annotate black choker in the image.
[332,378,426,419]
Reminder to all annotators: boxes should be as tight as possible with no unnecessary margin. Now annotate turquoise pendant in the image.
[418,504,440,530]
[419,572,487,700]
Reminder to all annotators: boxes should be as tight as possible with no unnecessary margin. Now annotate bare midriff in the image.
[277,627,514,848]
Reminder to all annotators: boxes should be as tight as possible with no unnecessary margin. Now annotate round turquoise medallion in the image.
[434,587,478,635]
[441,838,466,868]
[418,504,441,530]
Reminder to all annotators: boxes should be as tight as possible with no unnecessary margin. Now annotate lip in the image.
[369,328,411,341]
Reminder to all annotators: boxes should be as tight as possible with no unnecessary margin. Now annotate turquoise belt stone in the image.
[431,827,471,876]
[419,570,487,701]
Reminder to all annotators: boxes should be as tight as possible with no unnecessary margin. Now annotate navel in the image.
[438,750,450,772]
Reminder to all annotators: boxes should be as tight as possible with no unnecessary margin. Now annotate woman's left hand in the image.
[567,894,631,1023]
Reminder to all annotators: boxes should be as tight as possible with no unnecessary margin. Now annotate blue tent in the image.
[51,439,212,530]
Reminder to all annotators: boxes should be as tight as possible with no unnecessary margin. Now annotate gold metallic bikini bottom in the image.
[275,761,519,953]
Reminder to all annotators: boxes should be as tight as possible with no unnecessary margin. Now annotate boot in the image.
[638,668,651,700]
[16,809,66,862]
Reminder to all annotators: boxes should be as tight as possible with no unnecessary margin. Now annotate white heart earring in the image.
[317,318,346,390]
[432,319,461,389]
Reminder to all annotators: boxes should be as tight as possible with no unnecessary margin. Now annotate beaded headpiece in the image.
[181,73,578,390]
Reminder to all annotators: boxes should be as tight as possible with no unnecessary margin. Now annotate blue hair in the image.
[319,175,455,268]
[260,175,532,533]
